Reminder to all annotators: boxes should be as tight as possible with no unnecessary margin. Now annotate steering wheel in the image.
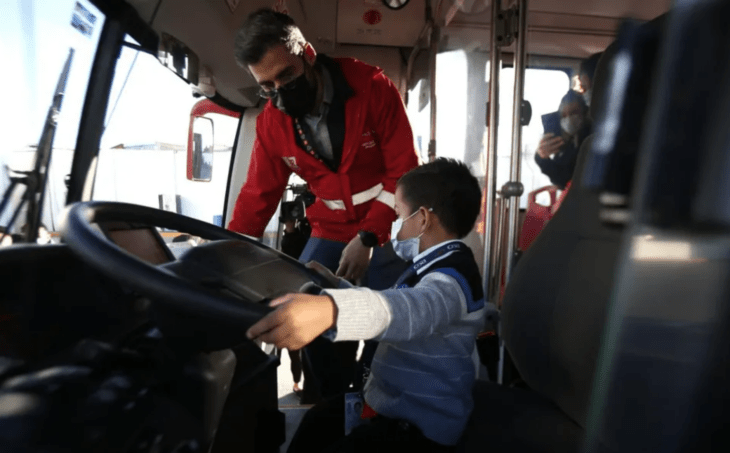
[60,201,329,332]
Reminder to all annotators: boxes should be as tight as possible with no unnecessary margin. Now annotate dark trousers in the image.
[287,394,456,453]
[301,338,359,402]
[276,348,303,383]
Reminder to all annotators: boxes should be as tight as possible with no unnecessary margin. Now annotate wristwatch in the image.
[358,230,378,248]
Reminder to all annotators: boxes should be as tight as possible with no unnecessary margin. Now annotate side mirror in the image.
[186,99,242,181]
[191,117,214,181]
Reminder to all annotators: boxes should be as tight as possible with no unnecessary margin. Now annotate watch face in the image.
[382,0,410,10]
[359,231,377,247]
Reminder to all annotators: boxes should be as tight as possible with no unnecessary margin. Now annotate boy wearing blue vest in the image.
[247,158,485,451]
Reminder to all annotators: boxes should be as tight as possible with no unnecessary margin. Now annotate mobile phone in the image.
[541,111,562,137]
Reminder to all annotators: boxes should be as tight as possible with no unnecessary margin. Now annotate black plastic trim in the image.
[66,18,125,204]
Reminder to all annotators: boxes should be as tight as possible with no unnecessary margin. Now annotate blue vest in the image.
[356,241,484,388]
[394,242,484,310]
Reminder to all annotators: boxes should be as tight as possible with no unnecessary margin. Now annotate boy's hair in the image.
[397,158,482,238]
[234,8,307,67]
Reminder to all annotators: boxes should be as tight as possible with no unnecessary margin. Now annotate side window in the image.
[406,54,569,208]
[407,50,470,165]
[92,38,237,226]
[498,68,570,207]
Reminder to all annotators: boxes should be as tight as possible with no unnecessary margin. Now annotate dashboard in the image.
[99,222,174,265]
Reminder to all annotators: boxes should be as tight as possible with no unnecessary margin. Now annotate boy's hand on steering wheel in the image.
[246,293,338,350]
[336,235,373,283]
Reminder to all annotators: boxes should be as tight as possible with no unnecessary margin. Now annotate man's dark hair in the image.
[579,52,603,81]
[397,158,482,238]
[234,8,307,67]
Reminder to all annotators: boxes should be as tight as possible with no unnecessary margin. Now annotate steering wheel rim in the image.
[60,201,327,328]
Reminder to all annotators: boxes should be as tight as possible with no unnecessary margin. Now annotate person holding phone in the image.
[534,89,591,189]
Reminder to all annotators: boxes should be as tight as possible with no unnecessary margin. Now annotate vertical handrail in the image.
[503,0,528,287]
[494,193,507,384]
[428,25,439,162]
[481,0,502,302]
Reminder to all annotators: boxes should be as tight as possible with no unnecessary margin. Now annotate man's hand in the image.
[246,293,338,350]
[537,133,565,159]
[336,236,373,283]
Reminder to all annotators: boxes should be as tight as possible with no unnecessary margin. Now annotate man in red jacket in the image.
[229,8,418,399]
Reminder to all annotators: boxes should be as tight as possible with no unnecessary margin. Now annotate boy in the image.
[247,158,485,451]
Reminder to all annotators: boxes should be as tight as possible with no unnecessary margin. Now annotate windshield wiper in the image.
[0,48,74,244]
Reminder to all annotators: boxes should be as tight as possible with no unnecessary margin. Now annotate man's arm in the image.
[359,73,419,244]
[227,131,292,236]
[335,73,418,281]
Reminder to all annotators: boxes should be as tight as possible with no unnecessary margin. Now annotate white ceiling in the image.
[122,0,671,107]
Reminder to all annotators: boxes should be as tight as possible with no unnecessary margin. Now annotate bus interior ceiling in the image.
[120,0,672,110]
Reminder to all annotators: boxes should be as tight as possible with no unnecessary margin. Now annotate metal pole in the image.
[481,0,502,302]
[428,25,438,162]
[493,195,506,302]
[494,192,507,384]
[504,0,528,286]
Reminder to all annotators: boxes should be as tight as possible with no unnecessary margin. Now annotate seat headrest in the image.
[588,43,618,123]
[582,14,668,196]
[589,13,668,123]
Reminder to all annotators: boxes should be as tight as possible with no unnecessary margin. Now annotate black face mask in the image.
[274,72,317,118]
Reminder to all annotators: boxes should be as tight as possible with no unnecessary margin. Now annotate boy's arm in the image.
[325,272,467,342]
[245,272,469,349]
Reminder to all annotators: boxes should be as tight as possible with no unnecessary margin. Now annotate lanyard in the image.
[393,241,467,288]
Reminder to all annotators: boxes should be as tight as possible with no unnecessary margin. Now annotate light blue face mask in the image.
[390,208,429,261]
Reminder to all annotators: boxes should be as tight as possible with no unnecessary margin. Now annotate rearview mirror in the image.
[191,117,213,181]
[158,32,199,84]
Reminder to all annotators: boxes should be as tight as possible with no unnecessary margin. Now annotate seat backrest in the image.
[501,15,666,429]
[586,2,730,450]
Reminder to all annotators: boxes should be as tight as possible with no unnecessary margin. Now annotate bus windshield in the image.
[92,37,239,227]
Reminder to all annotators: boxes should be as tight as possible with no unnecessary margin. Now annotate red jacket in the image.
[228,58,418,245]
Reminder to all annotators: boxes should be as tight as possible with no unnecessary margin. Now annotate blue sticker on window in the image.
[71,2,96,37]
